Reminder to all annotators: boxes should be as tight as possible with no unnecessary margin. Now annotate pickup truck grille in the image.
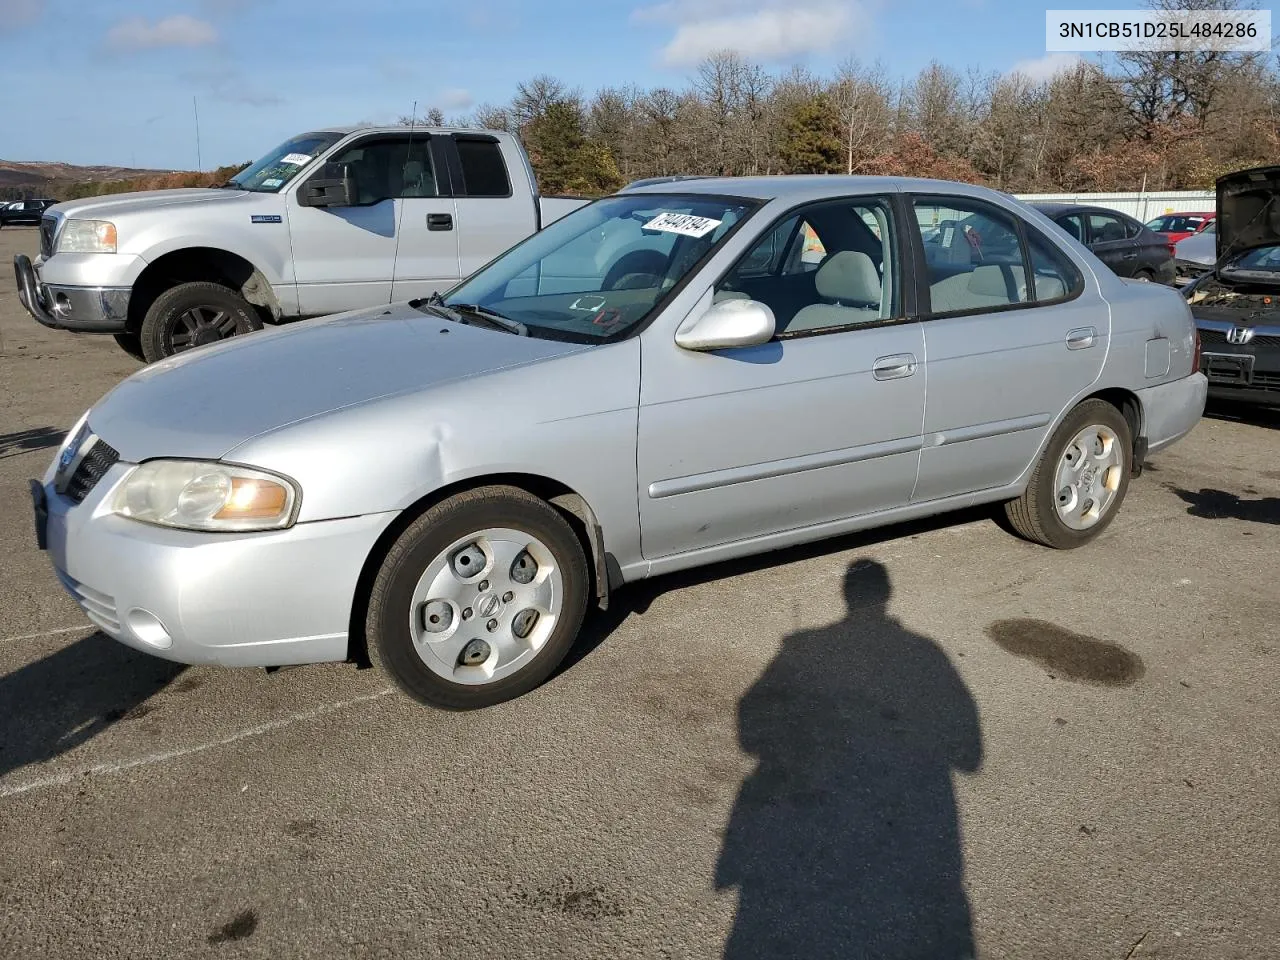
[39,217,56,258]
[65,440,120,504]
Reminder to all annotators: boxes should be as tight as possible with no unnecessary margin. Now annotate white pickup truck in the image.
[14,127,589,362]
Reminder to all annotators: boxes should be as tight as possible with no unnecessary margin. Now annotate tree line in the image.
[406,2,1279,197]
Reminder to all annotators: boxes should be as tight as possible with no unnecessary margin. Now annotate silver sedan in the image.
[33,176,1207,709]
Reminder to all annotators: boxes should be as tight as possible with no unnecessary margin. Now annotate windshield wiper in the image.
[445,302,528,336]
[409,295,527,336]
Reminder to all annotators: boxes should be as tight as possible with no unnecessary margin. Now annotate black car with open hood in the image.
[1184,165,1280,408]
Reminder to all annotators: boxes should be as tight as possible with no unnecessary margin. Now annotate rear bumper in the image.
[14,253,130,333]
[1137,372,1208,455]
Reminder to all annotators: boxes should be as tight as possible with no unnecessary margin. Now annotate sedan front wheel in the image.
[366,486,589,710]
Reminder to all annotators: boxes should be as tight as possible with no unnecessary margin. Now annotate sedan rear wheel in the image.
[1004,399,1132,549]
[366,486,588,710]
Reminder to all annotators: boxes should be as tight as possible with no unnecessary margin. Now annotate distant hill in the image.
[0,159,182,200]
[0,159,251,202]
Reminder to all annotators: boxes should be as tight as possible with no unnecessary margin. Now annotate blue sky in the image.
[0,0,1274,170]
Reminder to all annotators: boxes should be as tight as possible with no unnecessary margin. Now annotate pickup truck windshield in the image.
[229,132,344,193]
[439,194,757,342]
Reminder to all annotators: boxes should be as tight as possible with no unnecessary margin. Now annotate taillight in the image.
[1166,241,1177,257]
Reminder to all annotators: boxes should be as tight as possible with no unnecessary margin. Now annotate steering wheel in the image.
[603,250,669,291]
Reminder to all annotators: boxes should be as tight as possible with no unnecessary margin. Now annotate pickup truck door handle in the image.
[1122,251,1138,259]
[427,213,453,231]
[872,353,917,380]
[1066,326,1096,350]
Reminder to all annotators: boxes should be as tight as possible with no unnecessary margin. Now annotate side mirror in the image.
[296,162,356,208]
[675,297,775,352]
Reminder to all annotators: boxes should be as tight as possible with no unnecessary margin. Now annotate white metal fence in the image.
[1013,190,1215,222]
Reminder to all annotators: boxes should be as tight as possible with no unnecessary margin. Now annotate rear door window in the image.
[454,138,511,197]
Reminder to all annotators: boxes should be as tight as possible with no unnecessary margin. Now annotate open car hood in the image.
[1217,166,1280,260]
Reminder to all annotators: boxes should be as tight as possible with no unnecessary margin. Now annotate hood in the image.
[49,188,248,221]
[1216,166,1280,261]
[87,304,590,462]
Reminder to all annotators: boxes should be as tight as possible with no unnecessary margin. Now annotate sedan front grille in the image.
[1198,328,1280,348]
[65,440,120,504]
[39,216,56,258]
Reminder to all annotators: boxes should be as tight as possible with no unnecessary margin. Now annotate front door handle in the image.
[1066,326,1096,350]
[873,353,917,380]
[427,213,453,231]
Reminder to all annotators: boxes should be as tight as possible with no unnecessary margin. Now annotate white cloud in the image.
[1007,52,1083,82]
[0,0,43,32]
[434,88,474,110]
[634,1,869,66]
[107,15,219,51]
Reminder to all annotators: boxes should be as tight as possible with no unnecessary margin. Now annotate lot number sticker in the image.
[280,153,313,166]
[643,212,723,238]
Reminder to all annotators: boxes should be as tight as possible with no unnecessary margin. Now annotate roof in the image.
[1028,201,1139,217]
[623,174,1014,205]
[307,125,506,138]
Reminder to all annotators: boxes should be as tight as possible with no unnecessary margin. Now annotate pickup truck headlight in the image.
[58,220,117,254]
[111,460,299,531]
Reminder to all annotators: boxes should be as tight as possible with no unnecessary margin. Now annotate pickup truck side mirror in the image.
[296,162,356,208]
[675,296,776,351]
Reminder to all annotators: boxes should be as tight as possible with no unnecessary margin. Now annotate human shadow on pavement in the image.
[0,631,184,782]
[715,559,983,960]
[1171,486,1280,525]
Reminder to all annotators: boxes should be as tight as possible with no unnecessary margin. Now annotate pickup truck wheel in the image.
[1003,399,1132,549]
[140,281,263,363]
[112,333,146,362]
[366,486,589,710]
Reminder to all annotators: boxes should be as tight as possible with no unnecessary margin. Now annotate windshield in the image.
[1146,215,1207,233]
[1223,244,1280,274]
[438,193,757,342]
[229,132,344,193]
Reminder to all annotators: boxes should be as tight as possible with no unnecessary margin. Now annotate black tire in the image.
[1133,268,1154,282]
[113,332,147,362]
[139,281,262,363]
[1003,399,1132,549]
[366,485,589,710]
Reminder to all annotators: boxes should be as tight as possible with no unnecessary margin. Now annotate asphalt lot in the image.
[1,224,1278,959]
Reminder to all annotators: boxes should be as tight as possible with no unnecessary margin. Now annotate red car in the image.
[1144,212,1215,245]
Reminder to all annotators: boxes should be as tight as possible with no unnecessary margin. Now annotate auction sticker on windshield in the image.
[280,153,313,166]
[643,212,723,238]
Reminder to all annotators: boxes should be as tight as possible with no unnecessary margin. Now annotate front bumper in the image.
[35,464,398,667]
[1136,371,1208,455]
[14,253,131,333]
[1195,315,1280,406]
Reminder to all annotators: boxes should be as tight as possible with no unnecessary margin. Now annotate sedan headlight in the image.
[58,219,117,254]
[112,460,299,531]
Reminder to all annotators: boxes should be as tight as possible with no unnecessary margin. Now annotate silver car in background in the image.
[32,175,1207,709]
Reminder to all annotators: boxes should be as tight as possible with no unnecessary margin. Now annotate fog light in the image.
[126,608,172,649]
[52,293,72,317]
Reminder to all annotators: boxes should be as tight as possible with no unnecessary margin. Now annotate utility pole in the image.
[193,96,203,171]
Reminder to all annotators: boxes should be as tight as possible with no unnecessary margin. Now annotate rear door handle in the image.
[1122,251,1138,259]
[873,353,917,380]
[427,213,453,231]
[1066,326,1096,349]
